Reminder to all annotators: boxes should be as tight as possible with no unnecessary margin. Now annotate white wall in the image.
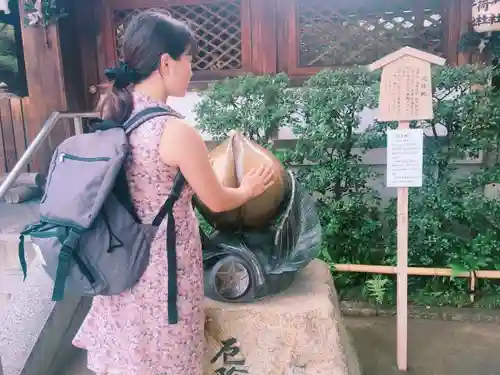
[167,91,450,141]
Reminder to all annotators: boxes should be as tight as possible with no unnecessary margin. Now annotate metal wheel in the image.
[211,255,251,301]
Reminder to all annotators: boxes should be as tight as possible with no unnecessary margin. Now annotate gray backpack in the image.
[18,107,186,324]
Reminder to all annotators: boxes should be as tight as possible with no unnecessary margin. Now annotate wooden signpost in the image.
[368,47,446,371]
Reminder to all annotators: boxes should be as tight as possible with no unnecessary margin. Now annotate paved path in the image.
[346,316,500,375]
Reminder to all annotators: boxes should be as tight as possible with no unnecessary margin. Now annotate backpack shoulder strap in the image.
[152,170,186,325]
[123,106,186,216]
[152,171,185,227]
[91,106,182,133]
[123,106,181,135]
[125,106,187,325]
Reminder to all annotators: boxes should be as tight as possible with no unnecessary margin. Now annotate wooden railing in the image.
[0,95,30,174]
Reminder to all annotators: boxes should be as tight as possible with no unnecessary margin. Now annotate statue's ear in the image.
[274,173,321,270]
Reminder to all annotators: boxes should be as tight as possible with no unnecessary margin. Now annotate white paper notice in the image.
[386,128,423,188]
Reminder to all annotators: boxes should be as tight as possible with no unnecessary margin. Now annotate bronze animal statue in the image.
[196,132,322,303]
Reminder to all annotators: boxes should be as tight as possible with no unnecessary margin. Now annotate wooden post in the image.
[368,47,446,371]
[18,0,86,173]
[396,124,409,371]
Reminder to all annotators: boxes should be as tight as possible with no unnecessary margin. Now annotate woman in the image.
[72,9,275,375]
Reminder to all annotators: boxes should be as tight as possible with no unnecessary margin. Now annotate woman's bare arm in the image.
[158,118,273,212]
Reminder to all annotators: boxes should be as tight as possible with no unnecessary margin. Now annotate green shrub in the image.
[195,73,295,146]
[195,65,500,308]
[282,68,386,297]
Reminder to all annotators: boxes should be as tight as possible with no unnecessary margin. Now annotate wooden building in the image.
[0,0,474,174]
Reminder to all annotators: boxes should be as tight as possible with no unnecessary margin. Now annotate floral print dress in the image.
[72,92,205,375]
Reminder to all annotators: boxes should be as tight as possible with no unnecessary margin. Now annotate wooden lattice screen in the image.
[112,0,243,78]
[296,0,445,67]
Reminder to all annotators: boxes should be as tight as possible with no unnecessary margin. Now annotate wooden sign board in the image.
[368,46,445,373]
[378,57,433,121]
[369,46,445,122]
[472,0,500,33]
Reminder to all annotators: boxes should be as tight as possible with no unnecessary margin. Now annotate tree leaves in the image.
[195,73,295,147]
[195,66,500,307]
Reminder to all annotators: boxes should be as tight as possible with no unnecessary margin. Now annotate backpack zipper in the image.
[59,153,111,163]
[41,153,111,203]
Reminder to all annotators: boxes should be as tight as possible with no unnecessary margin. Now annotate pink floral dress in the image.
[73,92,204,375]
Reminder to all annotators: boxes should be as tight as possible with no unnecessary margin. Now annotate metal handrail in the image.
[0,111,100,199]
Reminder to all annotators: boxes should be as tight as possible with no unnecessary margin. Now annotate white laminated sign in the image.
[386,128,424,188]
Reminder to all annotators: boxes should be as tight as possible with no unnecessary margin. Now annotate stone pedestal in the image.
[203,260,362,375]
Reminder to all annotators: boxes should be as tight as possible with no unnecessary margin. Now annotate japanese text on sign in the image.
[211,337,248,375]
[378,55,433,122]
[386,129,424,188]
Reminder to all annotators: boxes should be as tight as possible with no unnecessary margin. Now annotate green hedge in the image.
[195,66,500,308]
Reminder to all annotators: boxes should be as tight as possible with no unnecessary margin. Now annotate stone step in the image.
[58,349,91,375]
[0,198,93,375]
[0,200,39,312]
[0,200,40,236]
[0,200,39,270]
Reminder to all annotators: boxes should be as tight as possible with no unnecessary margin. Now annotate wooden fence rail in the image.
[0,96,30,175]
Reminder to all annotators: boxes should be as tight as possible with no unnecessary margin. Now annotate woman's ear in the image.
[159,53,171,75]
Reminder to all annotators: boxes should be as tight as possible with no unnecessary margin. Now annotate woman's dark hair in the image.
[98,9,197,123]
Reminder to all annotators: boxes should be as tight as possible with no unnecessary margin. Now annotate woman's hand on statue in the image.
[240,164,275,200]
